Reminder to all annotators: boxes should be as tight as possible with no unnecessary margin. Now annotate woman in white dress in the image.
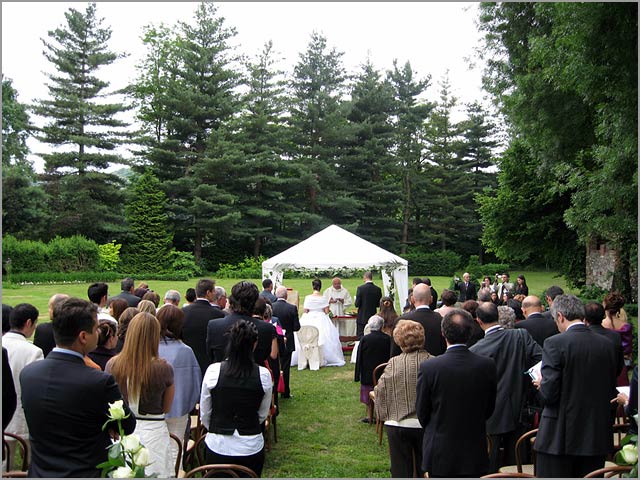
[293,279,345,367]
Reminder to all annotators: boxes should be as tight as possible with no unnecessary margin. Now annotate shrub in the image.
[404,250,461,277]
[98,241,122,272]
[10,271,122,284]
[2,235,48,273]
[169,250,201,277]
[281,267,369,279]
[46,235,99,272]
[216,256,265,279]
[464,255,510,280]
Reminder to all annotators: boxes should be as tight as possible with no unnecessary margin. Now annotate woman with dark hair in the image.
[114,306,139,353]
[435,289,458,317]
[183,288,196,307]
[514,275,529,296]
[603,292,633,386]
[108,298,128,325]
[292,278,345,368]
[379,296,399,337]
[142,290,160,307]
[461,300,484,347]
[87,320,117,370]
[157,305,201,469]
[200,320,273,476]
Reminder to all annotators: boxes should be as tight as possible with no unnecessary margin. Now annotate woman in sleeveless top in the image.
[106,312,175,478]
[603,292,634,386]
[292,278,345,368]
[200,320,273,477]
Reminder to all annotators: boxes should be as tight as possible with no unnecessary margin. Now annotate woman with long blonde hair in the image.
[106,312,175,477]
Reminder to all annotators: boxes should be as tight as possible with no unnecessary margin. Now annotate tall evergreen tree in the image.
[31,2,129,241]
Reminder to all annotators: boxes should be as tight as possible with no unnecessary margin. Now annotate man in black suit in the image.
[20,297,136,478]
[33,293,69,357]
[354,271,382,338]
[183,278,225,377]
[272,286,300,398]
[454,272,477,302]
[533,294,618,478]
[416,309,497,477]
[108,277,141,307]
[391,283,445,357]
[516,295,559,347]
[424,277,438,310]
[584,301,624,378]
[470,302,542,472]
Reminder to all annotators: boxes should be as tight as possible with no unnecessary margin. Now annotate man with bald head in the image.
[323,277,353,317]
[391,283,445,357]
[515,295,559,347]
[33,293,70,357]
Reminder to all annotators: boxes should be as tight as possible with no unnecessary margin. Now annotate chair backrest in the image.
[169,433,183,477]
[184,463,258,478]
[584,465,633,478]
[372,362,388,387]
[481,473,535,478]
[298,325,319,345]
[3,432,29,472]
[514,428,538,473]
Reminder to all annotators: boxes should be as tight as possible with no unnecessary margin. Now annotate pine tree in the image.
[31,2,130,241]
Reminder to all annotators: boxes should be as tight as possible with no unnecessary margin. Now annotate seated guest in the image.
[106,313,175,478]
[435,289,457,317]
[497,306,516,329]
[355,315,391,423]
[87,320,118,370]
[114,307,139,353]
[21,297,136,477]
[200,320,273,477]
[375,320,432,477]
[157,305,201,470]
[137,299,157,316]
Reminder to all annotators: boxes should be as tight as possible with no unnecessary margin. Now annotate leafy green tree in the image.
[2,78,50,239]
[31,2,129,240]
[122,170,173,273]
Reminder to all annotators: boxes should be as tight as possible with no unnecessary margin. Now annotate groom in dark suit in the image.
[354,271,382,338]
[272,286,301,398]
[20,297,136,478]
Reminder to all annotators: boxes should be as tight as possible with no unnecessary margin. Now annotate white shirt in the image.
[200,362,273,456]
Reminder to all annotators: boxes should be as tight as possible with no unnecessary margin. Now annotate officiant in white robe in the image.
[323,277,355,337]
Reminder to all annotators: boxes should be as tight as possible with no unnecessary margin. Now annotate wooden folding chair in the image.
[169,433,184,477]
[3,432,29,472]
[498,428,538,476]
[584,465,633,478]
[184,463,258,478]
[367,361,388,445]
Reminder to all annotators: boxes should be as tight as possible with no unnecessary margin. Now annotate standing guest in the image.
[496,273,514,302]
[4,303,43,458]
[423,278,438,311]
[497,305,516,329]
[87,320,118,370]
[2,347,17,431]
[142,290,161,308]
[214,286,229,315]
[21,297,136,477]
[200,320,273,477]
[403,278,423,313]
[391,283,445,358]
[260,278,277,303]
[251,297,279,376]
[603,292,633,386]
[470,302,542,473]
[533,294,617,478]
[461,299,484,347]
[481,276,494,292]
[516,295,559,348]
[87,282,117,325]
[323,276,353,317]
[137,299,157,316]
[355,271,383,338]
[183,279,225,377]
[2,304,13,334]
[542,285,564,322]
[109,277,141,307]
[157,289,181,311]
[184,287,197,307]
[33,293,69,357]
[134,286,149,299]
[379,296,399,337]
[514,275,529,297]
[416,309,497,478]
[454,272,477,302]
[477,287,493,303]
[157,305,201,470]
[490,291,500,306]
[108,298,129,325]
[114,306,140,353]
[507,298,525,321]
[355,315,391,423]
[106,313,175,478]
[271,286,300,399]
[584,301,624,380]
[434,289,458,317]
[375,320,432,478]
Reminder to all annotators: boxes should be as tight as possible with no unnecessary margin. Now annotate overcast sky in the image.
[2,2,491,171]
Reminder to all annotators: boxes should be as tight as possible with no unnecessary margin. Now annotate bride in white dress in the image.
[292,279,346,368]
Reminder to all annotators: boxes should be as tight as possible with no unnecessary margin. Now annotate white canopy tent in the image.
[261,224,409,312]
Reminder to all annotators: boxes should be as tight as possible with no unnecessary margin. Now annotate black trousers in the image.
[280,351,292,397]
[357,322,365,339]
[488,429,522,472]
[205,446,265,477]
[536,452,605,478]
[385,425,424,478]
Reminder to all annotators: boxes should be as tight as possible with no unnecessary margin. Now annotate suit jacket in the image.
[183,299,225,377]
[354,330,391,385]
[271,298,300,353]
[589,324,624,377]
[206,313,242,364]
[2,347,17,431]
[33,322,56,357]
[429,287,438,311]
[247,317,277,366]
[534,324,617,457]
[20,351,136,478]
[390,307,445,357]
[514,312,559,347]
[109,291,141,307]
[470,327,542,434]
[354,281,382,325]
[455,280,477,302]
[416,346,497,477]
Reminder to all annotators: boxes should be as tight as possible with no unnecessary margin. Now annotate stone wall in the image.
[585,239,616,290]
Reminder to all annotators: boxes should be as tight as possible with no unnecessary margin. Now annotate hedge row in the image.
[3,235,99,273]
[404,250,462,277]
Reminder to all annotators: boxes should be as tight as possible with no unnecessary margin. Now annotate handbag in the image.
[277,371,285,394]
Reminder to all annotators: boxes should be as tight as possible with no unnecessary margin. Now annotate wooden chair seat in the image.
[184,463,258,478]
[584,464,633,478]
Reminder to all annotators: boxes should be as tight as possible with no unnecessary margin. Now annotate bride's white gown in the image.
[291,294,346,367]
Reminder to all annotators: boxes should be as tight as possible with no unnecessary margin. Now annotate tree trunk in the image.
[194,227,202,263]
[253,236,262,259]
[400,172,411,254]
